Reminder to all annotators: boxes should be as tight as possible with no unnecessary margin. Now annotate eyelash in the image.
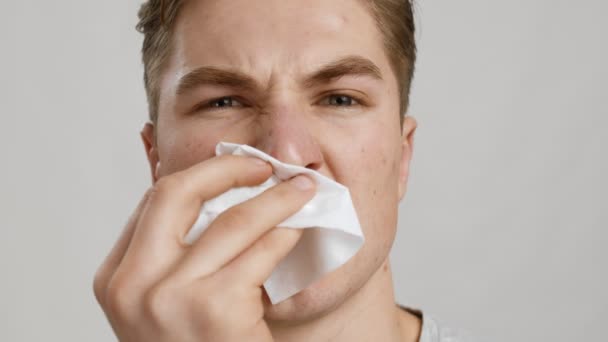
[201,96,245,110]
[197,93,362,111]
[319,94,361,107]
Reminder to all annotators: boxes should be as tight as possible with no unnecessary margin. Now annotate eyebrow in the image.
[175,55,383,96]
[176,67,258,95]
[302,55,383,89]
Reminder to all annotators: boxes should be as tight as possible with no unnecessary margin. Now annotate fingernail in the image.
[291,175,314,190]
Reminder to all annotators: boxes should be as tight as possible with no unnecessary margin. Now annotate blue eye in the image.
[323,94,359,107]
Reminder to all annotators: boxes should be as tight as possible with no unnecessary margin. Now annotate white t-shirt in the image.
[401,307,471,342]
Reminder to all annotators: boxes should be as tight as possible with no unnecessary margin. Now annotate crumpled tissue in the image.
[184,142,364,304]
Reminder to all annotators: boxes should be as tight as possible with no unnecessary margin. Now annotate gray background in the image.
[1,1,606,341]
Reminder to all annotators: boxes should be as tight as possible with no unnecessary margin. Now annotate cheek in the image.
[157,122,222,175]
[330,124,401,240]
[156,115,259,175]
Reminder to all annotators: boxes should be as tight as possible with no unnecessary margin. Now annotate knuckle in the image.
[258,230,282,251]
[203,295,222,317]
[217,207,250,229]
[199,294,227,322]
[142,284,174,323]
[104,276,138,319]
[92,267,109,305]
[194,283,232,322]
[259,227,299,253]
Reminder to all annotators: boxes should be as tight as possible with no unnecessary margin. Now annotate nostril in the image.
[306,161,322,171]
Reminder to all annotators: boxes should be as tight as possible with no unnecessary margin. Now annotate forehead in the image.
[168,0,390,77]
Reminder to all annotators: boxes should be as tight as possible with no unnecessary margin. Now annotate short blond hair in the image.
[136,0,416,123]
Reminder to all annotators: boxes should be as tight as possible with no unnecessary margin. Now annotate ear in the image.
[397,116,417,200]
[141,121,160,183]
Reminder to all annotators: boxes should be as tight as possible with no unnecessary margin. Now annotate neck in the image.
[268,259,421,342]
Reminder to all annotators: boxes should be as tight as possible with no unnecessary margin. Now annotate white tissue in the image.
[184,142,365,304]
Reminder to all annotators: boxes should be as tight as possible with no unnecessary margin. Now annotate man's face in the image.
[145,0,415,321]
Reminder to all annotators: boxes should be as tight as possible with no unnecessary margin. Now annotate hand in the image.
[93,155,316,342]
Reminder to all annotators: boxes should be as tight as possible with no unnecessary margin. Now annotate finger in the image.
[93,188,152,306]
[115,155,273,287]
[221,227,304,287]
[171,174,316,281]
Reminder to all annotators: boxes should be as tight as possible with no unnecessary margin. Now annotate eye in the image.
[199,96,245,111]
[194,96,245,111]
[320,94,360,107]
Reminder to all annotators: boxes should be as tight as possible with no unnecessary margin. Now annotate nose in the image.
[255,105,324,171]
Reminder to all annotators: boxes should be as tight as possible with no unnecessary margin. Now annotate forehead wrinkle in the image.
[172,4,385,99]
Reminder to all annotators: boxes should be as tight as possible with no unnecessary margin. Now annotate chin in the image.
[263,271,350,323]
[262,239,389,324]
